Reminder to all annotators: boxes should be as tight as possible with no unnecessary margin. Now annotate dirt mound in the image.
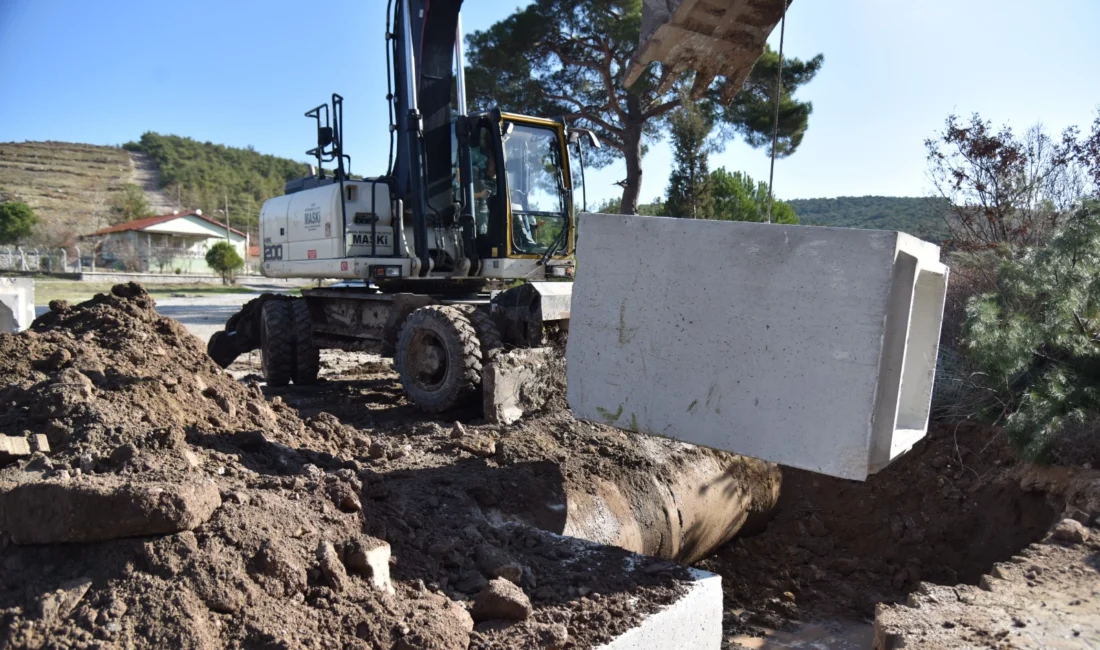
[0,283,354,461]
[0,284,699,650]
[700,421,1073,642]
[874,523,1100,648]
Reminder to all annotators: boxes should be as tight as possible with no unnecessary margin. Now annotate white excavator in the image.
[207,0,787,413]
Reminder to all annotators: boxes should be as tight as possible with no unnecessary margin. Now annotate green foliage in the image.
[205,241,244,285]
[963,202,1100,462]
[789,196,947,239]
[465,0,822,213]
[666,101,714,219]
[0,201,37,244]
[125,132,311,232]
[108,183,152,225]
[592,197,667,216]
[710,168,798,224]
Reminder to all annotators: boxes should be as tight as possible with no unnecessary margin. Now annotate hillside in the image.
[123,133,312,234]
[0,141,133,246]
[789,196,948,240]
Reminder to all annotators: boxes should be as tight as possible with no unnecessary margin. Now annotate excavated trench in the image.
[2,284,1086,650]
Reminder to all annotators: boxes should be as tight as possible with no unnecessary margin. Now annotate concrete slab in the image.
[566,214,948,481]
[595,567,721,650]
[0,277,35,332]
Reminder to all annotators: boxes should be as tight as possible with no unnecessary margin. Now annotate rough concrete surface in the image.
[0,277,35,332]
[596,568,722,650]
[568,214,948,481]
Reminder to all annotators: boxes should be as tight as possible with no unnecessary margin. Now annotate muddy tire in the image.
[261,300,294,387]
[291,300,319,385]
[458,305,504,360]
[395,305,482,412]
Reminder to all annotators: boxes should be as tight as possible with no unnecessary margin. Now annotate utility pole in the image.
[224,191,231,243]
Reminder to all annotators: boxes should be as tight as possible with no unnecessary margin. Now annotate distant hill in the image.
[123,133,312,234]
[789,196,948,240]
[0,141,133,246]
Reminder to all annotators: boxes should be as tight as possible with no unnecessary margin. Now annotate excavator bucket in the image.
[629,0,788,102]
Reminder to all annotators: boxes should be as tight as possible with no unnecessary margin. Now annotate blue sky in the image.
[1,0,1098,207]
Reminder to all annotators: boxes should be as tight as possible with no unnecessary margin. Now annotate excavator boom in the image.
[630,0,789,102]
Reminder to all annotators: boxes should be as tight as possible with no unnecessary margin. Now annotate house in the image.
[83,210,247,274]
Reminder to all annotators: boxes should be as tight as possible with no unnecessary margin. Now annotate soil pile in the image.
[0,283,355,458]
[0,284,699,650]
[874,522,1100,648]
[699,420,1095,644]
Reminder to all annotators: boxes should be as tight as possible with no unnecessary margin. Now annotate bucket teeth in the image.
[630,0,789,103]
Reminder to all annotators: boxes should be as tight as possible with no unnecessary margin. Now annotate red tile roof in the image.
[86,210,246,238]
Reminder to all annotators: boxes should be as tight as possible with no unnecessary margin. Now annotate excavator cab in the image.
[455,113,575,266]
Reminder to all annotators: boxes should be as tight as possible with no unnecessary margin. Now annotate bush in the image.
[962,201,1100,464]
[205,241,244,285]
[0,201,37,244]
[109,184,152,225]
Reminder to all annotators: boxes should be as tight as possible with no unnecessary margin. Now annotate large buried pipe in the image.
[487,431,781,564]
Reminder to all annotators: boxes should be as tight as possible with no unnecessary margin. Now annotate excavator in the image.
[207,0,790,412]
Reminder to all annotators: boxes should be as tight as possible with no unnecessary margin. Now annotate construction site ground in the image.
[2,284,1098,649]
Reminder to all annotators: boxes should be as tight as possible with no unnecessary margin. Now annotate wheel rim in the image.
[407,329,448,391]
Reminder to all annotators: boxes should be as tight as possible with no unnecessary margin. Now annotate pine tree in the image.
[665,101,714,219]
[964,201,1100,463]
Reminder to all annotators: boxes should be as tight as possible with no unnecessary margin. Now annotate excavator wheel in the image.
[260,300,294,387]
[395,305,482,413]
[457,305,504,361]
[291,299,319,385]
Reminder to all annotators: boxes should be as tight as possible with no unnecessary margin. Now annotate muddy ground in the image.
[0,286,698,650]
[2,284,1099,649]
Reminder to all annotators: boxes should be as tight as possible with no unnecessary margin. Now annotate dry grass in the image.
[0,141,133,246]
[33,281,254,306]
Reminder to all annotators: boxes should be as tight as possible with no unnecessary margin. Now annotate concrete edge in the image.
[594,568,722,650]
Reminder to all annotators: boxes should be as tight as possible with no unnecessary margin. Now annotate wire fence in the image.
[0,246,261,275]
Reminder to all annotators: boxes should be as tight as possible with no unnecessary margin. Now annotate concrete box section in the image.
[567,214,949,481]
[596,568,721,650]
[0,277,35,333]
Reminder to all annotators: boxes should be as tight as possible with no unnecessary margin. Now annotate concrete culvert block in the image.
[0,478,221,544]
[568,214,949,481]
[0,278,34,333]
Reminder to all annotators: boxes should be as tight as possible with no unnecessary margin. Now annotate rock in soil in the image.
[0,477,220,544]
[472,578,534,622]
[1048,517,1091,544]
[345,536,395,594]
